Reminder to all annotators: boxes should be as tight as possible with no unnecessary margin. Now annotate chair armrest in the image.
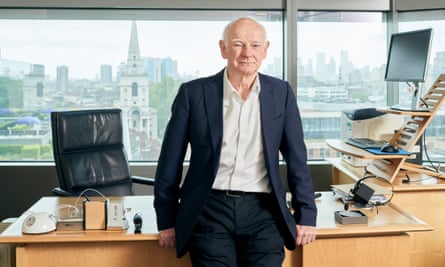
[52,187,76,196]
[131,175,155,186]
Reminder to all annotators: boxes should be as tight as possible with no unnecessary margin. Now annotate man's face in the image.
[219,19,269,76]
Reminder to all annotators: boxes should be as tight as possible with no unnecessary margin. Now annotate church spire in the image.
[128,21,141,61]
[124,21,144,75]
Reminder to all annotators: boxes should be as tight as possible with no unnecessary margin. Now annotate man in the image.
[154,17,317,267]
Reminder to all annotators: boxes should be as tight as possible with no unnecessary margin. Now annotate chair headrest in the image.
[52,109,123,152]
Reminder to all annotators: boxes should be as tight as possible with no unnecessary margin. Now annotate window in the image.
[0,9,283,161]
[296,11,387,160]
[398,10,445,164]
[131,83,138,97]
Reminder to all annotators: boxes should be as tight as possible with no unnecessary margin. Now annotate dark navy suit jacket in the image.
[154,69,317,258]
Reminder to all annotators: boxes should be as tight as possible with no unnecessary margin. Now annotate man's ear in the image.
[219,40,228,59]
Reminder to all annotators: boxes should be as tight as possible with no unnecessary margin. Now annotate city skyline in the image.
[1,16,445,163]
[0,20,283,80]
[2,18,444,82]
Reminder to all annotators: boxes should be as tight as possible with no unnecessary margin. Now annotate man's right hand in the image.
[159,227,176,248]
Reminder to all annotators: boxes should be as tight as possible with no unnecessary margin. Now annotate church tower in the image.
[118,21,158,160]
[119,21,149,107]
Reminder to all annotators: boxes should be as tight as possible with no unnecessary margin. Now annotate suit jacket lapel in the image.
[203,71,224,156]
[259,74,275,148]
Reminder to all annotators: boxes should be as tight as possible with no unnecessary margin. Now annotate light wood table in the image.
[284,191,431,267]
[0,196,191,267]
[328,157,445,267]
[0,194,431,267]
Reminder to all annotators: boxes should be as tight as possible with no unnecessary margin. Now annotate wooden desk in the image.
[0,195,431,267]
[328,157,445,267]
[284,191,431,267]
[0,196,191,267]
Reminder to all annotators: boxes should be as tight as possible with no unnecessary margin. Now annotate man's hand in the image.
[296,225,316,245]
[159,227,176,248]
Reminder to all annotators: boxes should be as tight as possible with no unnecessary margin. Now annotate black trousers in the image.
[188,190,285,267]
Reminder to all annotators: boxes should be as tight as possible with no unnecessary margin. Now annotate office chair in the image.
[50,108,154,196]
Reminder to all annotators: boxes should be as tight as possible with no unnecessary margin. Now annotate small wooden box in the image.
[83,201,107,230]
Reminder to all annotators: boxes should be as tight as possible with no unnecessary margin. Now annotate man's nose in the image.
[241,45,253,56]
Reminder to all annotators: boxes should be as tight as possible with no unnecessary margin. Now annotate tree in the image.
[149,76,183,138]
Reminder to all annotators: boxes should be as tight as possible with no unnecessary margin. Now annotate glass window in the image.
[0,9,283,161]
[399,10,445,164]
[296,11,387,160]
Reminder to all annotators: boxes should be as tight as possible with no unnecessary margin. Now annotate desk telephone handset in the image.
[348,175,394,207]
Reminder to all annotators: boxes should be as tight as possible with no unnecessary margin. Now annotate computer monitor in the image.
[384,28,433,110]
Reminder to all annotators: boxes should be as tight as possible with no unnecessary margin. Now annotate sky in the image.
[298,22,387,68]
[0,20,283,80]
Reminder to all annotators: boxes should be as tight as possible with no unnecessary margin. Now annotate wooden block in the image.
[83,201,106,230]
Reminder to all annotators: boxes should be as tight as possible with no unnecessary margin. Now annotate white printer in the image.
[340,108,404,166]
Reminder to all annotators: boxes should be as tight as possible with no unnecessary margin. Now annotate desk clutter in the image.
[22,188,133,234]
[330,175,395,225]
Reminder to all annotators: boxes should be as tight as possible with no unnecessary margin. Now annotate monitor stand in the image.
[390,82,429,112]
[410,81,422,110]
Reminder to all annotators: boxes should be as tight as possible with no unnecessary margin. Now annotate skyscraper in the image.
[23,64,46,108]
[100,64,112,85]
[56,65,69,92]
[144,56,178,82]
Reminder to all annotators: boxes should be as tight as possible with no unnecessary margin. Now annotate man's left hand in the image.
[296,225,316,245]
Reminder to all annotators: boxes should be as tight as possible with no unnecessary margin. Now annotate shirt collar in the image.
[223,69,261,99]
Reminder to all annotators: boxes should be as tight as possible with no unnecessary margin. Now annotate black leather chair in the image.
[50,108,154,196]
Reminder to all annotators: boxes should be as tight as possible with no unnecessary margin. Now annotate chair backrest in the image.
[51,109,133,195]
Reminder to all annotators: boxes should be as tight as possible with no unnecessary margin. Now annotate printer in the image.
[340,107,404,141]
[340,107,404,166]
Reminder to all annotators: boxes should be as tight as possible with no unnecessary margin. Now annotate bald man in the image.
[154,17,317,267]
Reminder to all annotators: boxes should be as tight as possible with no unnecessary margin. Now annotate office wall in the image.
[0,164,331,221]
[0,165,58,221]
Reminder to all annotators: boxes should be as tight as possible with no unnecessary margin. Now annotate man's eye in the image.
[233,43,243,47]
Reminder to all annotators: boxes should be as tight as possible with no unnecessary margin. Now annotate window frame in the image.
[1,1,445,164]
